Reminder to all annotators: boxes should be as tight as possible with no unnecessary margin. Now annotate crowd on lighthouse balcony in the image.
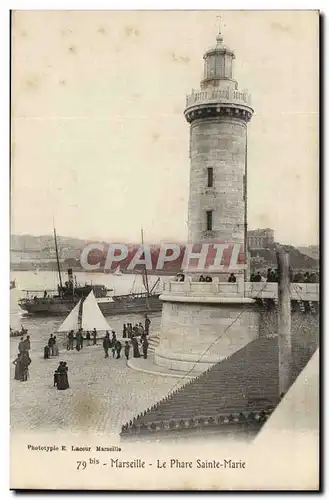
[250,268,319,283]
[174,268,319,285]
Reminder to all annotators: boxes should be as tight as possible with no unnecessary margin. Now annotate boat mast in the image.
[53,227,63,290]
[141,228,150,298]
[77,298,84,330]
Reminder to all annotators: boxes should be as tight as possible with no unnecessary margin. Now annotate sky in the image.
[11,10,319,245]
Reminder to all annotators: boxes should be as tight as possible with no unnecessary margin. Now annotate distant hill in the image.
[10,234,88,252]
[250,243,319,272]
[297,245,319,261]
[11,234,319,273]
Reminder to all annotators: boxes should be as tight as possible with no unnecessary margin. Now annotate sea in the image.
[10,271,171,354]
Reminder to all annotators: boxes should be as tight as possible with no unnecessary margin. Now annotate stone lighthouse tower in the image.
[184,27,253,261]
[155,26,258,374]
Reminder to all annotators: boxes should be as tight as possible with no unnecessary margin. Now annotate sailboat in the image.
[57,290,112,334]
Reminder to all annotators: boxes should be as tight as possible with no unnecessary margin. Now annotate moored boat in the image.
[18,228,163,316]
[17,227,110,316]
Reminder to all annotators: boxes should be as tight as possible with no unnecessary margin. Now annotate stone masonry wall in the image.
[155,300,259,372]
[188,117,247,246]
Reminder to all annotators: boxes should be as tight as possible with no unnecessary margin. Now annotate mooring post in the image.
[277,249,292,398]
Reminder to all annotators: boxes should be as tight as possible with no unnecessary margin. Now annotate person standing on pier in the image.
[44,344,50,359]
[18,337,25,354]
[86,331,91,346]
[67,330,74,350]
[24,334,31,352]
[20,351,31,381]
[131,337,141,358]
[55,361,69,390]
[124,341,131,361]
[123,324,127,338]
[13,353,22,380]
[92,328,97,345]
[53,336,59,356]
[145,315,151,335]
[115,339,122,359]
[75,330,81,352]
[103,332,110,358]
[76,328,83,350]
[142,338,149,360]
[48,334,55,356]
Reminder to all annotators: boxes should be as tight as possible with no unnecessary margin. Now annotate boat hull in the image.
[18,295,162,316]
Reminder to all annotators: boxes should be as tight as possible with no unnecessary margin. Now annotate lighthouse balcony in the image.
[185,88,252,109]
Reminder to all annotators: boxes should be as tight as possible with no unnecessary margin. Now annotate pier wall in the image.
[155,299,259,372]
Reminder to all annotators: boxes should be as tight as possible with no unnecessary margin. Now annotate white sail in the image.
[57,300,81,332]
[81,290,112,331]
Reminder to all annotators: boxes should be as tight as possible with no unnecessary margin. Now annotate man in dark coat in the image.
[124,341,131,361]
[103,332,110,358]
[18,337,25,354]
[92,328,97,345]
[44,344,50,359]
[142,338,149,359]
[48,334,55,356]
[67,330,74,350]
[115,340,122,359]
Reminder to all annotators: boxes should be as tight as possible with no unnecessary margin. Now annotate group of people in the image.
[103,331,122,359]
[130,334,149,360]
[122,316,151,338]
[103,316,151,361]
[44,334,59,359]
[198,275,213,282]
[66,328,98,351]
[53,361,69,390]
[13,335,32,381]
[290,270,319,283]
[250,268,319,283]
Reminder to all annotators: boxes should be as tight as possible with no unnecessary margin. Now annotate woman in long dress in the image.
[53,336,59,356]
[131,337,141,358]
[56,362,69,390]
[20,351,31,381]
[13,353,22,380]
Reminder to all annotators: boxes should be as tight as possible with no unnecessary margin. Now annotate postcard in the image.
[10,9,319,490]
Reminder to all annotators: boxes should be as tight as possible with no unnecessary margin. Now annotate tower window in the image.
[206,210,213,231]
[207,167,213,187]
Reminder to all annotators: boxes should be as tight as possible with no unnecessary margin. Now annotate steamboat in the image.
[17,228,162,316]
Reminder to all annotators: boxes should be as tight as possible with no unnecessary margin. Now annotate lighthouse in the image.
[155,25,259,373]
[185,27,253,277]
